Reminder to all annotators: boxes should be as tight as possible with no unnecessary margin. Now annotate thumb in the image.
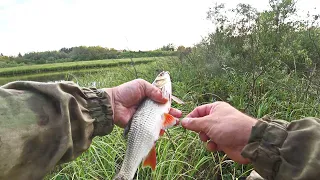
[143,81,168,103]
[181,117,208,133]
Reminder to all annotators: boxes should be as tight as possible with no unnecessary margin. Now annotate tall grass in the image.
[42,59,244,180]
[39,54,320,180]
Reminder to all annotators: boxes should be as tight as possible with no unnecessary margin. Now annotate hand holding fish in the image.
[182,101,257,164]
[113,72,185,180]
[104,79,182,128]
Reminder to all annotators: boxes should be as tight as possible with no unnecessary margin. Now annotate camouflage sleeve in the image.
[241,116,320,180]
[0,81,114,180]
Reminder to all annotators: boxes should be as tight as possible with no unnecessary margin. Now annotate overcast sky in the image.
[0,0,318,56]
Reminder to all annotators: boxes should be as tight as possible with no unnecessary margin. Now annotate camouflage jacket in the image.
[242,116,320,180]
[0,81,113,180]
[1,81,320,180]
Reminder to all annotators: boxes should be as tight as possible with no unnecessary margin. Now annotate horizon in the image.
[0,0,318,56]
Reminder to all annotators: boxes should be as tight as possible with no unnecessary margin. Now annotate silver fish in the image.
[113,71,182,180]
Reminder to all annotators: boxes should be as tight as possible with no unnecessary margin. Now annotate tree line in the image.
[0,44,191,68]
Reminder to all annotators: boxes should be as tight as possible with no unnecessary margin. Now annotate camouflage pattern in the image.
[242,115,320,180]
[0,81,113,180]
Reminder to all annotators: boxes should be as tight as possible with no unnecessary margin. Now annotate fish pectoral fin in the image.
[162,113,178,129]
[142,145,157,171]
[123,118,133,139]
[172,95,184,104]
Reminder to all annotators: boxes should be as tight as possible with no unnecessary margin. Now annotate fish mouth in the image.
[154,71,170,88]
[162,71,170,75]
[158,71,170,77]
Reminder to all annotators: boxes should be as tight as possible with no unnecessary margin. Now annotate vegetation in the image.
[2,0,320,179]
[44,61,236,180]
[0,57,163,76]
[0,45,182,68]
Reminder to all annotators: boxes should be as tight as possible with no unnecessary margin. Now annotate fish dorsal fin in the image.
[142,144,157,170]
[172,95,184,104]
[123,118,133,139]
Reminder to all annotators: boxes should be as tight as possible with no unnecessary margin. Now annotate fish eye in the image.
[159,71,165,76]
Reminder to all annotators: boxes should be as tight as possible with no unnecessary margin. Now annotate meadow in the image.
[33,54,318,180]
[0,57,161,76]
[40,58,254,180]
[2,53,320,180]
[2,56,255,180]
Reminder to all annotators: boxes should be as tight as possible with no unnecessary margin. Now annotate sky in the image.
[0,0,319,56]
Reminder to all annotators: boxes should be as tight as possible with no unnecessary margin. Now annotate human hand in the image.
[104,79,182,128]
[181,101,257,164]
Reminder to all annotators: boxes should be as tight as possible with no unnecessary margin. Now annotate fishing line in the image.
[165,130,178,152]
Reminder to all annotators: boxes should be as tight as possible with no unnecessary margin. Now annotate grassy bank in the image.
[0,67,117,85]
[44,60,229,180]
[39,54,320,180]
[37,54,320,176]
[0,57,170,77]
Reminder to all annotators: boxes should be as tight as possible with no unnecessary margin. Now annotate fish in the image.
[113,71,183,180]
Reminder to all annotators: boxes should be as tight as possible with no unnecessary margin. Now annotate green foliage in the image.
[40,51,320,179]
[0,46,178,68]
[159,43,175,51]
[205,0,320,75]
[177,46,192,61]
[0,57,165,76]
[191,0,320,122]
[120,50,177,59]
[36,59,251,180]
[3,33,320,180]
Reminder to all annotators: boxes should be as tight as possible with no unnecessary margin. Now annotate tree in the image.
[160,43,175,51]
[204,0,320,74]
[177,46,193,62]
[177,45,186,52]
[59,47,73,53]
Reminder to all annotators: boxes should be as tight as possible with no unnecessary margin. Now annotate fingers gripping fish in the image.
[113,71,183,180]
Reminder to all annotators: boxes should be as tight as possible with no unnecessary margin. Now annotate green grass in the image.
[0,67,120,85]
[41,59,255,180]
[2,55,319,180]
[0,57,170,76]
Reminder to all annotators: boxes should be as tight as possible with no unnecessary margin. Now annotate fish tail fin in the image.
[142,144,157,170]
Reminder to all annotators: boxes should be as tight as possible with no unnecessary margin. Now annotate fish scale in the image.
[118,99,163,178]
[113,71,179,180]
